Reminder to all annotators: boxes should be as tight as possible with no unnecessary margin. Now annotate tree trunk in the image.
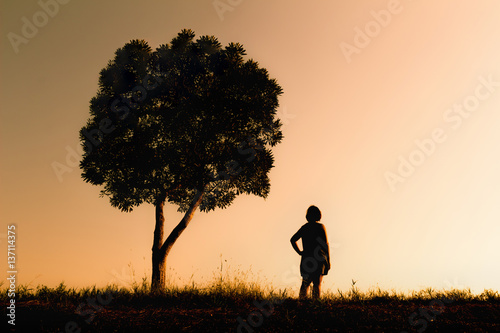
[151,196,166,292]
[151,190,204,292]
[151,247,166,292]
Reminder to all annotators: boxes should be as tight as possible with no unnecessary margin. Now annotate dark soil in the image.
[3,297,500,332]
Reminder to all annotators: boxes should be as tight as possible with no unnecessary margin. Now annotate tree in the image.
[79,29,283,292]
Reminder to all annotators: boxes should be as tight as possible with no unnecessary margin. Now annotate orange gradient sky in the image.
[1,0,500,294]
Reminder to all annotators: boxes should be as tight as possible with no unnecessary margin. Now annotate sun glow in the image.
[1,0,500,295]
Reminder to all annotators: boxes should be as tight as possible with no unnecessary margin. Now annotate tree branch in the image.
[152,192,167,252]
[159,189,204,257]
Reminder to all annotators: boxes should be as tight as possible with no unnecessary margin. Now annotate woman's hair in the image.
[306,205,321,222]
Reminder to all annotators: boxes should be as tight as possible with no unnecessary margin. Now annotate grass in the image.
[2,270,499,332]
[3,280,498,304]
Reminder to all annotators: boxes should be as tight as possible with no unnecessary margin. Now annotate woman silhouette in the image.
[290,205,330,299]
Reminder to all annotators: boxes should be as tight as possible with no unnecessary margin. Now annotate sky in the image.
[1,0,500,295]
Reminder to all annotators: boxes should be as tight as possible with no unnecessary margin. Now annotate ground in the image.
[4,297,500,332]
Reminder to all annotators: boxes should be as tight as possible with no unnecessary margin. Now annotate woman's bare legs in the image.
[312,275,323,299]
[299,278,311,299]
[300,275,323,299]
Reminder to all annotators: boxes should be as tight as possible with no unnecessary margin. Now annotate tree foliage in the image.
[80,29,283,213]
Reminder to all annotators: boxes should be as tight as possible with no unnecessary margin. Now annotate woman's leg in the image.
[299,277,312,299]
[312,275,323,299]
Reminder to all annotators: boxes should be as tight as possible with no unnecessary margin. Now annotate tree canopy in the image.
[80,29,284,213]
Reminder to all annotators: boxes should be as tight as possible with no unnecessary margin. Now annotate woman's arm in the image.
[322,225,330,267]
[290,230,303,256]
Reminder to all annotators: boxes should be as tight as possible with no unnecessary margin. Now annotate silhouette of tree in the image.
[79,29,283,292]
